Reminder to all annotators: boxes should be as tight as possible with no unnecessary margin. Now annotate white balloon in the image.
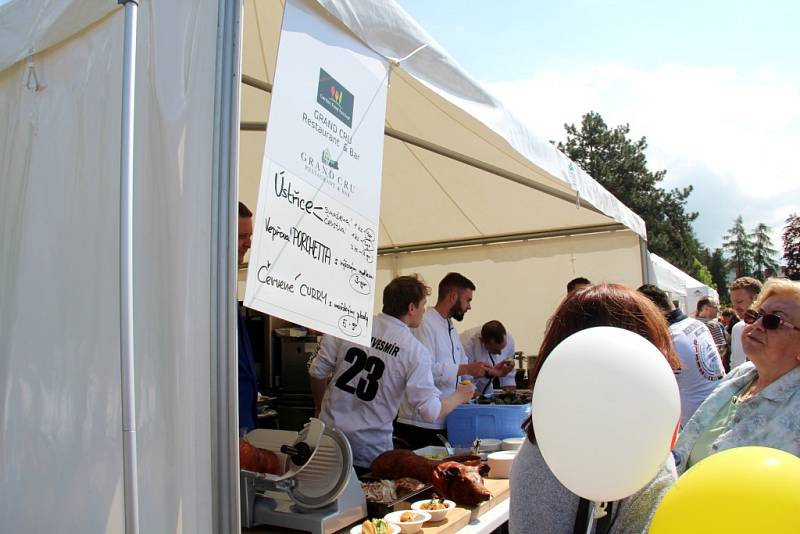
[530,326,680,502]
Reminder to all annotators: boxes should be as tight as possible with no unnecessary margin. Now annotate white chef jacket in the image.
[396,307,466,430]
[729,320,749,370]
[460,326,516,395]
[670,315,726,426]
[308,313,443,468]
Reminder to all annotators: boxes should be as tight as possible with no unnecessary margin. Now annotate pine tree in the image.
[557,112,700,272]
[783,213,800,280]
[750,223,780,280]
[708,248,729,303]
[722,215,754,278]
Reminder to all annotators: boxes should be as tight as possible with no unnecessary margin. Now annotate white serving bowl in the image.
[477,438,502,452]
[384,510,432,533]
[501,437,524,451]
[410,498,456,522]
[487,450,517,478]
[350,520,400,534]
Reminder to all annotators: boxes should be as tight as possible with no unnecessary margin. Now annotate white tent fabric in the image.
[1,2,220,532]
[240,0,647,247]
[376,231,646,353]
[239,0,650,352]
[648,252,719,313]
[2,0,652,532]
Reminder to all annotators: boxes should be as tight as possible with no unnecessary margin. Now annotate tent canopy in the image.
[648,252,719,313]
[238,0,650,352]
[239,0,646,251]
[2,0,651,532]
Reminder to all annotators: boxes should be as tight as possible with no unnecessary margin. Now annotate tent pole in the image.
[639,237,651,285]
[118,2,140,534]
[377,223,627,255]
[211,0,244,532]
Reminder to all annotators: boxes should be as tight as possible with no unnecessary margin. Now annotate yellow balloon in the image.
[649,447,800,534]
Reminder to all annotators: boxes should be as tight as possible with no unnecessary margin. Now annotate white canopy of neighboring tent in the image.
[2,1,650,532]
[647,252,719,313]
[239,0,649,354]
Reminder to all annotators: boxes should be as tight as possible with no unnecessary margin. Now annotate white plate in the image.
[350,521,401,534]
[384,510,432,534]
[410,498,455,522]
[501,437,524,451]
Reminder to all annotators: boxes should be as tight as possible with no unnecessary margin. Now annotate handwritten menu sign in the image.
[244,0,389,346]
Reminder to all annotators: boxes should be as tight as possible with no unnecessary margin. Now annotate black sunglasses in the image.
[743,309,800,332]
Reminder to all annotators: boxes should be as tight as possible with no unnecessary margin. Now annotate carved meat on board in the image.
[370,450,491,506]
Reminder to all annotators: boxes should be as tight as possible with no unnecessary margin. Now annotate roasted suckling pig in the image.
[370,450,491,506]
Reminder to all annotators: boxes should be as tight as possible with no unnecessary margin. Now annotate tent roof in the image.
[0,0,117,72]
[649,252,718,300]
[2,0,648,247]
[239,0,647,251]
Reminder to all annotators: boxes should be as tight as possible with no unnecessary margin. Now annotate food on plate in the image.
[361,518,390,534]
[460,379,472,385]
[399,511,416,522]
[371,450,491,506]
[239,437,280,474]
[473,389,531,405]
[420,498,448,511]
[360,478,425,503]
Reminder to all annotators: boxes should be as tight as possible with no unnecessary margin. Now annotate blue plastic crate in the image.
[445,403,531,447]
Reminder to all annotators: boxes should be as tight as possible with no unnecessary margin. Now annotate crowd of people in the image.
[240,197,799,533]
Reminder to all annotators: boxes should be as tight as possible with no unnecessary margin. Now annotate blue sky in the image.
[396,0,799,254]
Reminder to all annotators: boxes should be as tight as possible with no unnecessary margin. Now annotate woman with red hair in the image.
[510,283,680,534]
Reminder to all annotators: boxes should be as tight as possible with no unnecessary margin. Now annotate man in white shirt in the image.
[695,297,729,364]
[460,320,517,395]
[395,272,492,449]
[639,285,725,426]
[729,277,763,370]
[308,275,474,471]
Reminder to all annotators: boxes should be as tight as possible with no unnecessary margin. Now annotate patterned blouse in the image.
[673,362,800,474]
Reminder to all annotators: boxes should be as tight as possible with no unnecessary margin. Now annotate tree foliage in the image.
[783,213,800,280]
[707,248,729,303]
[723,215,754,278]
[751,223,780,279]
[557,111,700,273]
[692,257,715,288]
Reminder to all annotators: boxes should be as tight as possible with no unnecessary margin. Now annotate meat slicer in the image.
[240,418,366,533]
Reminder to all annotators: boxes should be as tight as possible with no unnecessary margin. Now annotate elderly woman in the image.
[510,284,681,534]
[672,278,800,471]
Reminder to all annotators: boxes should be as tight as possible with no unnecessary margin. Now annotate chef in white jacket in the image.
[309,275,474,471]
[395,272,491,449]
[461,320,517,395]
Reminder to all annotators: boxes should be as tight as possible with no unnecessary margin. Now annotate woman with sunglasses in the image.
[672,278,800,472]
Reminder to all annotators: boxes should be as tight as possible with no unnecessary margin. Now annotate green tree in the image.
[783,213,800,280]
[692,257,715,288]
[723,215,753,278]
[557,111,701,272]
[707,248,729,303]
[750,223,780,280]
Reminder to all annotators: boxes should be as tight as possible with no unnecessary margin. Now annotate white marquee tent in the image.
[647,252,719,313]
[1,1,651,532]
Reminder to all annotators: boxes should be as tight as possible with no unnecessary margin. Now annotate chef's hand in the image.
[455,381,476,403]
[488,359,515,378]
[459,361,492,378]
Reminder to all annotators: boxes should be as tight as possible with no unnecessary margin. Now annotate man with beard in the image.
[395,272,492,448]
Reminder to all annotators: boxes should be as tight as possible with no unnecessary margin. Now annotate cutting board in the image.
[416,478,510,534]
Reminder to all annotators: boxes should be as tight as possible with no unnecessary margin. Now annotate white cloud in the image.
[485,64,800,250]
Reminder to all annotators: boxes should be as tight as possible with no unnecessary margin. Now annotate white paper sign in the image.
[244,0,389,346]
